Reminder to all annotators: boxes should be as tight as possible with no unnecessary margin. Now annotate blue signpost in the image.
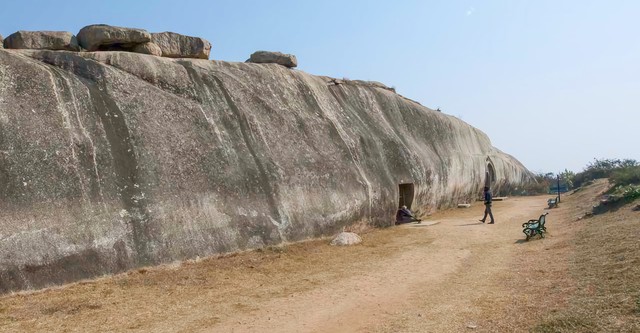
[557,175,561,203]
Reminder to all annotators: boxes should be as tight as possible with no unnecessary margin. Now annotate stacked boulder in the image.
[76,24,212,59]
[1,24,212,60]
[77,24,156,54]
[247,50,297,68]
[2,31,79,51]
[151,32,211,59]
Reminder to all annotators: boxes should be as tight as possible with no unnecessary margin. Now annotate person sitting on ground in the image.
[396,205,422,224]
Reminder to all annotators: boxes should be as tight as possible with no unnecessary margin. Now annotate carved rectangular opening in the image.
[398,183,415,209]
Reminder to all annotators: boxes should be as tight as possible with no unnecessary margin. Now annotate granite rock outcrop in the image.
[77,24,151,52]
[132,42,163,57]
[247,50,297,68]
[151,32,211,59]
[2,30,80,51]
[0,42,533,293]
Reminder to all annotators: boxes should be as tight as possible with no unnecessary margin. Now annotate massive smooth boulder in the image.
[0,48,533,293]
[2,31,79,51]
[247,50,297,68]
[151,32,211,59]
[77,24,151,51]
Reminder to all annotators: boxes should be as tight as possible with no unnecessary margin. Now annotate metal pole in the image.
[557,175,561,203]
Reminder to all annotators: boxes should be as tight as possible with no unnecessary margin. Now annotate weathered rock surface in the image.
[0,34,3,49]
[330,232,362,246]
[2,31,80,51]
[151,32,211,59]
[0,48,534,293]
[77,24,151,51]
[351,80,396,92]
[247,50,297,68]
[132,42,162,57]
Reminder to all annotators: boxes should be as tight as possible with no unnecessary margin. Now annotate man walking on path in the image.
[479,186,495,224]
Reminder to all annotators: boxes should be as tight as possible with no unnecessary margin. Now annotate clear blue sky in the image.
[2,0,638,174]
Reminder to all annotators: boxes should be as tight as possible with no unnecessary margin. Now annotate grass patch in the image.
[533,196,640,332]
[533,315,595,332]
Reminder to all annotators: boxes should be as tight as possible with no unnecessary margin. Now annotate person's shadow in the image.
[455,222,484,226]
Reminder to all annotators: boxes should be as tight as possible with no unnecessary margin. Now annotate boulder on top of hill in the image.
[77,24,151,52]
[151,32,211,59]
[247,51,297,68]
[132,42,162,57]
[3,31,80,51]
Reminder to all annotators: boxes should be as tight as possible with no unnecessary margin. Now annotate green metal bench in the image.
[547,196,559,209]
[522,213,548,241]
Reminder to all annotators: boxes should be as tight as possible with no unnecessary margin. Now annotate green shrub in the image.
[622,185,640,201]
[573,158,639,188]
[508,172,554,195]
[605,184,640,202]
[610,166,640,186]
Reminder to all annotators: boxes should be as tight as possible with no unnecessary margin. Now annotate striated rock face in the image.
[77,24,151,51]
[151,32,211,59]
[3,31,80,51]
[0,48,533,293]
[0,34,3,48]
[247,50,297,68]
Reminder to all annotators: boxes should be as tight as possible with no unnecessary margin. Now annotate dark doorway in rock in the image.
[485,163,496,188]
[398,183,415,209]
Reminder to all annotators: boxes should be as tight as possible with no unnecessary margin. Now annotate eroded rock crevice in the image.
[82,78,154,266]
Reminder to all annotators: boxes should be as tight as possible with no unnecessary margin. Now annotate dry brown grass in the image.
[530,183,640,332]
[487,179,639,333]
[0,225,433,332]
[0,179,638,332]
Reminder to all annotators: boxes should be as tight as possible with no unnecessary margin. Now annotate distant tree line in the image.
[509,158,640,199]
[573,158,640,188]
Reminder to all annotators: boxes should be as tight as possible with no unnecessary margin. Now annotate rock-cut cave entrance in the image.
[485,163,496,188]
[398,183,415,209]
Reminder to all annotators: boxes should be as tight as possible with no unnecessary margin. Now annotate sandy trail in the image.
[0,195,560,332]
[208,196,545,333]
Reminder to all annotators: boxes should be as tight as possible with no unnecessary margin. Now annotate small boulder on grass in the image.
[330,232,362,246]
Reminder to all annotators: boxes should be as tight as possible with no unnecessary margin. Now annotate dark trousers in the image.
[482,203,494,222]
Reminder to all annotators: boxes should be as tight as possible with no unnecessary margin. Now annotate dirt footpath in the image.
[0,195,566,332]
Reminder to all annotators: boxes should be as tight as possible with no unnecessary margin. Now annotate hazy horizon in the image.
[2,0,638,174]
